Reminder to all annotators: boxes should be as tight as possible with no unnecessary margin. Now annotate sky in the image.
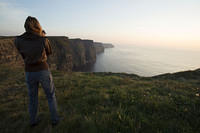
[0,0,200,50]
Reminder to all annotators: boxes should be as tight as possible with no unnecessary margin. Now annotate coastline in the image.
[92,44,200,77]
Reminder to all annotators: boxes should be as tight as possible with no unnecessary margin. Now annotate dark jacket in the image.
[15,32,52,72]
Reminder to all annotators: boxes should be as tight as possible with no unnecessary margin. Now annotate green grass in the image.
[0,65,199,133]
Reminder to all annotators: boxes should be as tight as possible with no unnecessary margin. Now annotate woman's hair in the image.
[42,30,46,36]
[24,16,43,36]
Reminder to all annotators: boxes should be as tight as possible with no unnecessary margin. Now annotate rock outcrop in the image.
[0,36,113,71]
[47,36,73,71]
[93,42,105,54]
[0,37,24,66]
[101,43,114,48]
[94,42,114,54]
[69,39,96,71]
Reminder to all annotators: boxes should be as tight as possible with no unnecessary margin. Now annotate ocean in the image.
[91,44,200,77]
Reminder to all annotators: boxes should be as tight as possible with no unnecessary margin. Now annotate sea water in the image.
[91,44,200,77]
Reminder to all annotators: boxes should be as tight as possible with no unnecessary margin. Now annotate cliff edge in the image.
[0,36,113,71]
[0,64,199,132]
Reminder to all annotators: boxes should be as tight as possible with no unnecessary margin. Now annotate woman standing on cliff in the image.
[14,16,59,126]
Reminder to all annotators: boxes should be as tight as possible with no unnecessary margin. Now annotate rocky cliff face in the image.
[0,37,24,66]
[101,43,114,48]
[94,42,114,54]
[69,39,96,71]
[93,42,105,54]
[47,36,73,71]
[0,36,100,71]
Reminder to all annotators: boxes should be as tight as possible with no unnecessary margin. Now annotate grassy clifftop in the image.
[0,65,199,133]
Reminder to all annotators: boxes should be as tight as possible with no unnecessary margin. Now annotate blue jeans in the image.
[25,70,59,124]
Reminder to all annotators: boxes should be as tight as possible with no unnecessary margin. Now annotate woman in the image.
[14,16,59,126]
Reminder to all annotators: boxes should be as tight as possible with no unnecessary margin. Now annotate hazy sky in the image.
[0,0,199,49]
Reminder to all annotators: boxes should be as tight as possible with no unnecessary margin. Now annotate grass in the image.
[0,64,199,133]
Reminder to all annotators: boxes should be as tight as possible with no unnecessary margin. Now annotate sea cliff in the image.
[94,42,114,54]
[0,36,113,71]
